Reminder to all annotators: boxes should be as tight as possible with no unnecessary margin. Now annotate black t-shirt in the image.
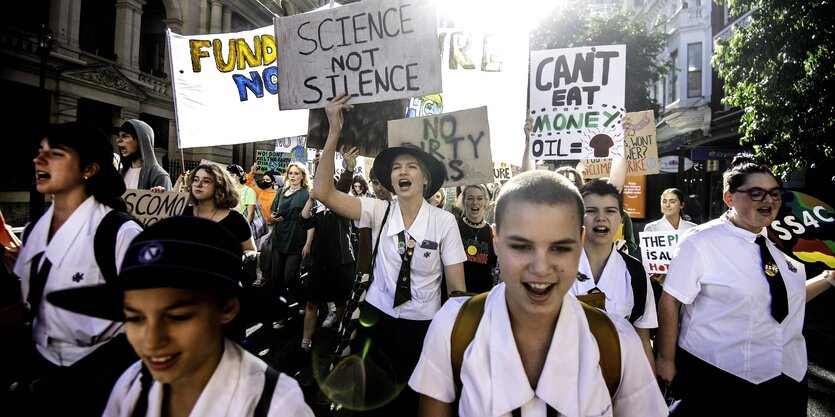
[182,206,252,243]
[457,218,497,294]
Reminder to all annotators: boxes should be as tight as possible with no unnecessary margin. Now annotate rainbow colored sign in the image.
[768,191,835,269]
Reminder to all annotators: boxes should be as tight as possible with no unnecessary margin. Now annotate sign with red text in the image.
[639,230,679,274]
[123,190,189,227]
[528,45,626,160]
[388,106,493,188]
[274,0,441,109]
[581,110,659,178]
[167,27,308,148]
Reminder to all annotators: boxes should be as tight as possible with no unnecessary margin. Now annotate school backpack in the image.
[577,250,647,324]
[23,210,141,282]
[450,292,622,400]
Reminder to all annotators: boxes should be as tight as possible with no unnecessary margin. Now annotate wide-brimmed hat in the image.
[47,216,245,321]
[371,146,446,198]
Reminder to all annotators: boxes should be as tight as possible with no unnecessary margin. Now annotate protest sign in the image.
[639,230,679,274]
[493,162,513,181]
[334,153,368,177]
[528,45,626,160]
[123,190,189,227]
[437,28,529,166]
[581,110,659,178]
[622,175,645,219]
[768,191,835,269]
[306,99,407,157]
[274,0,441,109]
[167,27,308,148]
[388,106,493,188]
[256,150,292,174]
[275,135,307,153]
[406,94,443,118]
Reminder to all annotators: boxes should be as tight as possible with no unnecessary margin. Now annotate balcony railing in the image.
[667,6,707,32]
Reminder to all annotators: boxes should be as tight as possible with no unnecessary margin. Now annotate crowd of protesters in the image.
[0,98,833,417]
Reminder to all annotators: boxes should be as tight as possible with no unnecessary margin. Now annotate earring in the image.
[83,175,88,180]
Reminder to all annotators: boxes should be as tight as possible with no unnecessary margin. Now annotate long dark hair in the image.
[43,122,126,211]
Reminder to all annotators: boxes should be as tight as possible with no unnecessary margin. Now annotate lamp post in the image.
[29,24,54,221]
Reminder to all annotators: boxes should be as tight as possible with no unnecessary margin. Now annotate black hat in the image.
[47,216,245,321]
[117,121,138,139]
[371,146,446,198]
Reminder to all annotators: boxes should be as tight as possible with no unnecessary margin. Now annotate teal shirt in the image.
[269,188,309,254]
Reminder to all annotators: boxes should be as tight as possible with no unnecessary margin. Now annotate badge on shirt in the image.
[72,272,84,282]
[786,260,797,273]
[764,262,779,277]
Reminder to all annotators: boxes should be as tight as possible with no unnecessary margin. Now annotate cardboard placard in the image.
[528,45,626,160]
[306,99,407,157]
[493,162,513,181]
[123,190,190,227]
[388,106,493,188]
[581,110,659,178]
[639,230,680,274]
[274,0,441,109]
[167,27,308,148]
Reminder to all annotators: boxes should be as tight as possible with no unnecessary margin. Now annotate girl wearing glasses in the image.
[184,164,256,255]
[656,154,834,416]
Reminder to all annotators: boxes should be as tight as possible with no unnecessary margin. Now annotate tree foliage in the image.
[530,1,670,117]
[714,0,835,178]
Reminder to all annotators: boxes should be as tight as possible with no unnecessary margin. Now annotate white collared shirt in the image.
[409,284,668,416]
[358,198,466,320]
[664,211,808,383]
[643,216,697,233]
[104,339,314,417]
[571,248,658,329]
[13,197,142,366]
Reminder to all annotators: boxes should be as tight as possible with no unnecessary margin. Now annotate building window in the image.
[687,43,702,97]
[669,50,678,104]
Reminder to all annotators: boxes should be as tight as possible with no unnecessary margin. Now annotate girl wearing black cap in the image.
[12,122,144,415]
[47,216,314,417]
[312,93,467,416]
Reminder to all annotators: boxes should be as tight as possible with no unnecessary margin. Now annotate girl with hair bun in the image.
[644,188,697,233]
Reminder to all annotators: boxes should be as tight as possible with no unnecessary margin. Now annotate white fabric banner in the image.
[167,27,308,148]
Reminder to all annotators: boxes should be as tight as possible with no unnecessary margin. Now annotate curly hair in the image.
[351,175,369,196]
[187,164,239,209]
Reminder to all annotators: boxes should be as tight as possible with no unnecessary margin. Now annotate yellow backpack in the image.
[450,293,621,398]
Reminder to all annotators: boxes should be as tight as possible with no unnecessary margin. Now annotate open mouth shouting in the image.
[35,171,51,183]
[756,206,773,216]
[397,178,412,192]
[523,282,556,302]
[591,225,610,238]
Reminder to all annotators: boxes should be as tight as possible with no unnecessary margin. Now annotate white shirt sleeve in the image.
[664,234,706,304]
[437,212,467,266]
[610,315,669,416]
[408,298,466,403]
[268,374,315,417]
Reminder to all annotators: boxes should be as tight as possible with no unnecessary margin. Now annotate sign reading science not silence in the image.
[388,106,493,188]
[274,0,441,109]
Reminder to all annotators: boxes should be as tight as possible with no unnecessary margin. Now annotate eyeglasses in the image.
[191,177,213,187]
[733,187,782,202]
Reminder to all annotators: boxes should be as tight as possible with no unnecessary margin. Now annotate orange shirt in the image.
[245,172,278,223]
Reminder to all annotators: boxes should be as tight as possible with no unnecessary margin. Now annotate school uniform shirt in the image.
[13,197,143,366]
[571,248,658,329]
[358,198,467,320]
[409,284,668,417]
[103,339,314,417]
[663,211,807,384]
[643,216,697,233]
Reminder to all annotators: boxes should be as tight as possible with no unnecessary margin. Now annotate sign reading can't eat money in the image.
[528,45,626,160]
[387,106,493,188]
[274,0,441,109]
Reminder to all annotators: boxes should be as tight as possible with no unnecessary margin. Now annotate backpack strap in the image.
[94,210,141,282]
[254,365,280,417]
[580,302,621,397]
[617,251,647,324]
[21,212,45,246]
[450,294,622,399]
[450,292,487,394]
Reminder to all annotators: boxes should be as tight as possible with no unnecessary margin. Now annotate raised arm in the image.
[806,270,835,302]
[520,115,535,172]
[310,93,362,221]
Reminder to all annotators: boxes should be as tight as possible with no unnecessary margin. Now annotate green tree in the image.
[713,0,834,178]
[530,2,670,117]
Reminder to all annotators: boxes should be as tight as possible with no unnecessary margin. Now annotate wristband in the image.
[448,290,474,298]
